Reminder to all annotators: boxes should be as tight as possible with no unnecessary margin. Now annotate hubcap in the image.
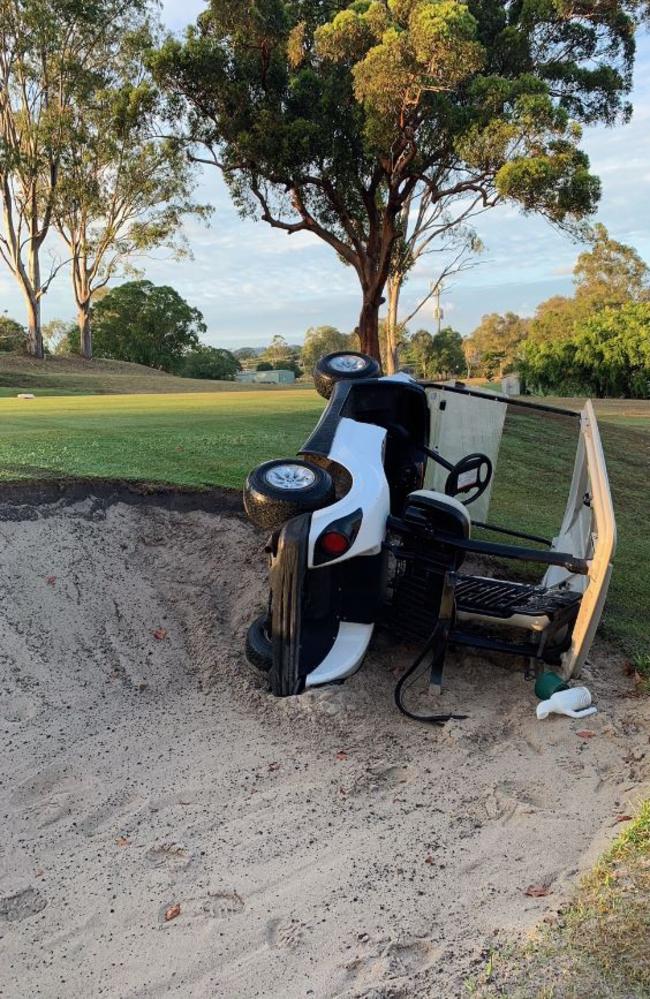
[265,463,316,490]
[329,354,368,373]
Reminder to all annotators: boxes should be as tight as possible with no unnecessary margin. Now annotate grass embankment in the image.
[0,353,299,396]
[468,801,650,999]
[0,390,324,488]
[0,390,648,657]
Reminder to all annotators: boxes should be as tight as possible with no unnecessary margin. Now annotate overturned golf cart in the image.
[243,352,616,722]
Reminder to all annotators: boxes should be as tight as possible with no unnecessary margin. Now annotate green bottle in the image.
[534,671,570,700]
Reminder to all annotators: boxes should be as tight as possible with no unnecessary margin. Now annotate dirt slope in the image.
[0,496,648,998]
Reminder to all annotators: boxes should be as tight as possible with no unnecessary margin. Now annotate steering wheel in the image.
[445,452,492,506]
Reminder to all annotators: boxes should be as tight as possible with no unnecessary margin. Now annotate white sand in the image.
[1,497,648,998]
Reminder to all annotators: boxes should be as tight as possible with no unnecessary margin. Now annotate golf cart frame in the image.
[244,354,616,720]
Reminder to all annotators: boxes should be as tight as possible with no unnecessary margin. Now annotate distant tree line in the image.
[464,226,650,398]
[3,224,648,396]
[1,280,241,381]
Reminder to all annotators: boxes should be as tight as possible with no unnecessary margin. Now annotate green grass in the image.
[0,353,302,396]
[0,390,324,488]
[467,801,650,999]
[0,387,648,656]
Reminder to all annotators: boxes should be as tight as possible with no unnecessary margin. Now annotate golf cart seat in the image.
[390,489,585,684]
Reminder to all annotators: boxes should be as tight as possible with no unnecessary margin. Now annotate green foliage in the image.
[528,226,650,346]
[430,327,466,378]
[465,312,530,377]
[574,223,649,310]
[300,325,354,373]
[152,0,642,358]
[256,361,274,371]
[402,326,465,378]
[88,281,206,372]
[0,316,28,354]
[527,295,582,345]
[179,345,241,381]
[520,302,650,398]
[402,328,435,378]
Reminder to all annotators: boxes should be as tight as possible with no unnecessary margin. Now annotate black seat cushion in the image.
[403,490,470,540]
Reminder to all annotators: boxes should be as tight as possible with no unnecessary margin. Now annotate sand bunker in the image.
[1,491,648,998]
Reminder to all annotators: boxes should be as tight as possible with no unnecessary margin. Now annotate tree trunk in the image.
[26,243,44,358]
[77,301,92,359]
[385,272,401,375]
[357,295,382,365]
[24,292,43,359]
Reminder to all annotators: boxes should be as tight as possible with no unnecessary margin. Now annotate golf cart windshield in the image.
[421,383,616,679]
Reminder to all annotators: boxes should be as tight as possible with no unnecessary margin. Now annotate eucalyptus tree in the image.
[0,0,148,357]
[53,22,206,360]
[153,0,642,362]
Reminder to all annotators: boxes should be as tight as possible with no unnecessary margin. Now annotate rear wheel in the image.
[313,351,380,399]
[244,458,334,530]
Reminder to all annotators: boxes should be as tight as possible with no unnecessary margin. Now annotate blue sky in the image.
[1,1,649,348]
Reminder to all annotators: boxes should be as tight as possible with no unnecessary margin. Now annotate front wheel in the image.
[244,458,335,530]
[313,351,380,399]
[245,614,272,672]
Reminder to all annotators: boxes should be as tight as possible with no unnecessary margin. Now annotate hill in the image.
[0,354,300,396]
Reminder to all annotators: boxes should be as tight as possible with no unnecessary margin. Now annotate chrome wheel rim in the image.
[264,463,316,490]
[329,354,368,373]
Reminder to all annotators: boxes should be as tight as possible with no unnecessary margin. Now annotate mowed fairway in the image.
[0,390,324,488]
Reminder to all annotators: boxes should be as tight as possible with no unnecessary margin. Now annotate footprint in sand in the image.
[9,768,93,830]
[159,891,245,927]
[145,842,193,870]
[343,938,442,993]
[0,887,47,922]
[267,917,312,949]
[0,692,40,724]
[350,764,414,797]
[202,890,245,919]
[478,781,553,823]
[77,791,145,838]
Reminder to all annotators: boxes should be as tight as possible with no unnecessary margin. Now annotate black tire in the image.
[313,351,381,399]
[244,458,335,530]
[270,515,310,696]
[245,614,272,672]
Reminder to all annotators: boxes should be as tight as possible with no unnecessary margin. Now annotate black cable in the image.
[394,625,468,726]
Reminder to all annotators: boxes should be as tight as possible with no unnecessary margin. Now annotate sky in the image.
[1,0,649,349]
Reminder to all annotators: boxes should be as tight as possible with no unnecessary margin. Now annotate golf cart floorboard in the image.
[455,575,581,618]
[390,570,581,640]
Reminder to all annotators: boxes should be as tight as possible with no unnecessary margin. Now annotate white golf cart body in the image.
[301,379,616,688]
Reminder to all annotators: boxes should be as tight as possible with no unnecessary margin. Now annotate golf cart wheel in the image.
[244,458,334,530]
[313,351,381,399]
[245,614,272,672]
[271,514,310,697]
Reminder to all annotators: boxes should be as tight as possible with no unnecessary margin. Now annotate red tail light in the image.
[319,530,351,557]
[314,509,363,565]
